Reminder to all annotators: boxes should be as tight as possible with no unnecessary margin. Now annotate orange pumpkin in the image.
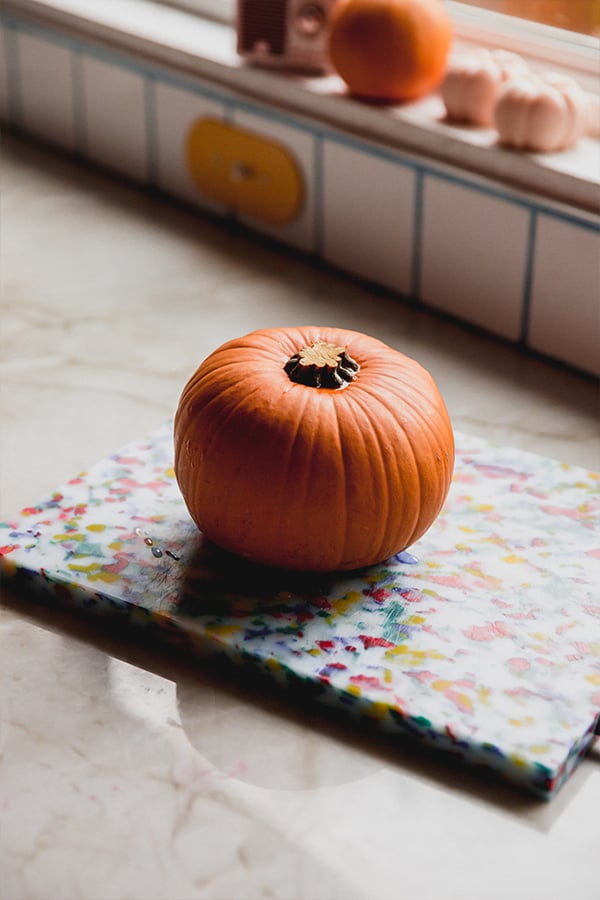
[328,0,453,102]
[494,72,589,152]
[174,326,454,572]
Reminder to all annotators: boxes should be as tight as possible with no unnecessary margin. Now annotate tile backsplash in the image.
[1,15,598,378]
[81,54,148,182]
[322,140,417,298]
[16,29,76,151]
[153,80,227,214]
[420,176,530,343]
[231,107,317,254]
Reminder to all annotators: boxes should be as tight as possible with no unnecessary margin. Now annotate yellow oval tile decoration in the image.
[186,118,304,225]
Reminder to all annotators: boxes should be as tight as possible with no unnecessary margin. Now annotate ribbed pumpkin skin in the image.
[328,0,452,102]
[174,326,454,572]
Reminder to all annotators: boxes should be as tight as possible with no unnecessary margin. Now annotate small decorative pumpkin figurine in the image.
[441,49,528,126]
[494,72,589,153]
[174,326,454,572]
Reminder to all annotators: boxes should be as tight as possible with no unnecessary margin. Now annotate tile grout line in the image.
[520,208,539,345]
[70,42,87,158]
[410,170,425,303]
[144,72,158,186]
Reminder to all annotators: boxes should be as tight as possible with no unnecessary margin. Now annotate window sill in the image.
[4,0,599,215]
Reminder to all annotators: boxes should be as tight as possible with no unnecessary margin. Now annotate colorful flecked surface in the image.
[1,422,599,797]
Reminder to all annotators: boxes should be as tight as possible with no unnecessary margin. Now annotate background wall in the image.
[1,14,598,378]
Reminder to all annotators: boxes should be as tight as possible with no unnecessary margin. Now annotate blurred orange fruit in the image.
[329,0,453,102]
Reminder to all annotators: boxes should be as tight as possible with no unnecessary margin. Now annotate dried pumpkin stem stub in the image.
[284,340,360,389]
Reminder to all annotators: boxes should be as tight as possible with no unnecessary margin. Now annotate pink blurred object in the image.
[441,49,528,126]
[494,72,589,153]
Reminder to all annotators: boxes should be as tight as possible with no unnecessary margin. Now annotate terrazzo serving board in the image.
[1,422,599,798]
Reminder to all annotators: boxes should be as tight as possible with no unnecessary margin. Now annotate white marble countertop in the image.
[1,136,599,900]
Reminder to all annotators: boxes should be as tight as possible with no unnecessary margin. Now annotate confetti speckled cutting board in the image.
[1,422,599,798]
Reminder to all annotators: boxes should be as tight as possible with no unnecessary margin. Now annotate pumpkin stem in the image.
[284,341,360,388]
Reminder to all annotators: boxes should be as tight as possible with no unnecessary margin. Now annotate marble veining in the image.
[1,136,600,900]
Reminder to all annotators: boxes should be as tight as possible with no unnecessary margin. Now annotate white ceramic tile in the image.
[0,23,11,123]
[153,80,227,214]
[322,141,415,296]
[15,31,75,150]
[528,215,600,377]
[81,55,147,181]
[420,177,529,341]
[231,108,316,253]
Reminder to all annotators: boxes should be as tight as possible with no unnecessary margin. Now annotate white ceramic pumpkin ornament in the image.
[494,72,589,152]
[441,49,528,126]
